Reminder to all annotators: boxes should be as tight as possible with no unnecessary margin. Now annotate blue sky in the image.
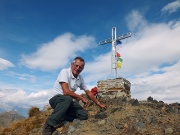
[0,0,180,110]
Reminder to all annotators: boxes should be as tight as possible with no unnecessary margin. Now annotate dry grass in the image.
[28,106,40,117]
[0,106,51,135]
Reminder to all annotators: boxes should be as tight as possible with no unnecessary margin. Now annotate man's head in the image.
[71,57,85,78]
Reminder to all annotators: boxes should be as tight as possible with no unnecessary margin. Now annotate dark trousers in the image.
[46,94,88,126]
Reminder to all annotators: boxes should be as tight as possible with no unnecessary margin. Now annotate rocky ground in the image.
[0,96,180,135]
[47,96,180,135]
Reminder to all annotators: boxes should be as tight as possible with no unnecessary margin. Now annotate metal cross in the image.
[99,27,131,78]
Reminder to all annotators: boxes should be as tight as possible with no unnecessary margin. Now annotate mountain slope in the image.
[0,97,179,135]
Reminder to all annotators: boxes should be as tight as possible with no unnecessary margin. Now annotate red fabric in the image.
[116,52,121,57]
[91,87,98,96]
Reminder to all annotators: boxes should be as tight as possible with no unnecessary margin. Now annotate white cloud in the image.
[84,53,112,82]
[0,88,50,108]
[120,10,180,103]
[125,10,147,32]
[6,71,37,83]
[83,10,180,103]
[119,23,180,75]
[162,0,180,14]
[0,58,14,70]
[20,33,95,71]
[130,60,180,103]
[1,89,26,103]
[26,90,50,106]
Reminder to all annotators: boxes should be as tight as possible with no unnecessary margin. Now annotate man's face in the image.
[71,59,84,77]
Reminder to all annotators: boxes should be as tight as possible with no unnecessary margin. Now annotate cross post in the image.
[99,27,131,78]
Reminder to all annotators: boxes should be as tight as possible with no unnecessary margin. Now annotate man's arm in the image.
[60,82,89,106]
[85,90,107,109]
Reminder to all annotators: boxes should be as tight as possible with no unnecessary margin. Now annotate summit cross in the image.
[99,27,131,78]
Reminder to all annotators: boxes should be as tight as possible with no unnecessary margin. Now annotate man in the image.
[43,56,107,135]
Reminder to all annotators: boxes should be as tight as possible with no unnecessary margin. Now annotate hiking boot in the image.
[42,123,55,135]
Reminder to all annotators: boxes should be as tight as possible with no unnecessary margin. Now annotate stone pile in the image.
[97,78,131,99]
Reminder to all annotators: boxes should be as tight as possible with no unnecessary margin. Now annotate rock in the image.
[124,123,129,129]
[164,128,173,135]
[68,125,76,134]
[131,99,139,106]
[147,96,153,102]
[98,120,106,125]
[136,121,147,133]
[95,112,107,119]
[148,115,156,124]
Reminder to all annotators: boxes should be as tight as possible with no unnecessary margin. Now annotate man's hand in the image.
[85,90,107,109]
[81,97,88,107]
[97,102,107,109]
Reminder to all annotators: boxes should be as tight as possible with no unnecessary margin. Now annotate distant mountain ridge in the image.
[0,89,30,117]
[0,110,25,128]
[0,106,29,117]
